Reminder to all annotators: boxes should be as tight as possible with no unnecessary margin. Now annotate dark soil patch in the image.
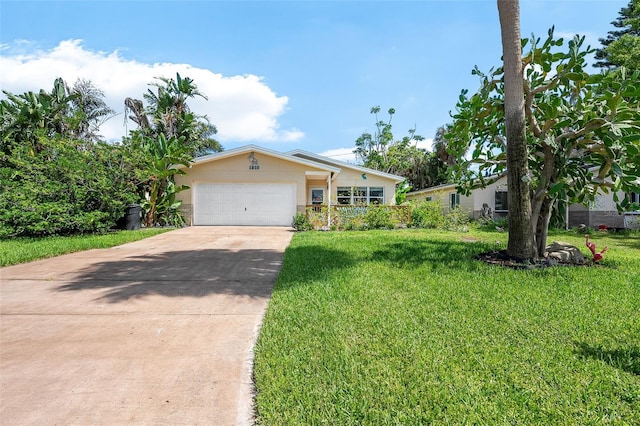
[475,250,597,269]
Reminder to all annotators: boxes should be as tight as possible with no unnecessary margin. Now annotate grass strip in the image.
[0,228,172,266]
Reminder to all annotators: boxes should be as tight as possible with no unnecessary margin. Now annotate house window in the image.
[336,187,384,205]
[311,188,324,205]
[369,187,384,204]
[495,191,508,212]
[354,187,367,205]
[337,187,352,205]
[450,193,460,210]
[630,192,640,204]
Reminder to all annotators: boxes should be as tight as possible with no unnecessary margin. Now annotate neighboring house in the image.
[406,175,640,229]
[406,175,510,220]
[174,145,404,226]
[569,190,640,229]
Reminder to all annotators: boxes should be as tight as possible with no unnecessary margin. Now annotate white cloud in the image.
[0,39,304,143]
[417,138,433,151]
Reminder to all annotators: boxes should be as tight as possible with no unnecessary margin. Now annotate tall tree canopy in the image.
[0,78,142,237]
[0,74,225,234]
[123,74,225,226]
[125,73,222,157]
[1,77,114,154]
[594,0,640,71]
[354,106,449,191]
[447,28,640,257]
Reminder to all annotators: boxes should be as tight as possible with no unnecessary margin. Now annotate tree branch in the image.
[523,79,543,137]
[494,134,507,148]
[555,118,607,144]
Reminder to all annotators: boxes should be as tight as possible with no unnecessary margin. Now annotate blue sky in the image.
[0,0,626,161]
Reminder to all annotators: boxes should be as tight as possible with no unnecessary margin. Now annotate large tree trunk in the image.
[530,144,556,256]
[497,0,536,260]
[124,97,151,130]
[535,197,554,256]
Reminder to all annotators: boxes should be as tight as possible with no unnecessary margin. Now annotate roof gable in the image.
[407,182,457,196]
[287,149,405,182]
[407,174,508,196]
[180,145,340,172]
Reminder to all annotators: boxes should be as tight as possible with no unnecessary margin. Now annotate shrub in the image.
[477,216,509,231]
[334,206,367,231]
[443,207,471,231]
[364,205,394,229]
[391,206,412,227]
[306,206,329,229]
[292,212,313,231]
[409,200,444,228]
[0,138,139,237]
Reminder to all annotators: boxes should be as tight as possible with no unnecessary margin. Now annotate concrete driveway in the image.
[0,226,293,425]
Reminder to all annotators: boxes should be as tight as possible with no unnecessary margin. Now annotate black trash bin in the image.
[123,204,141,230]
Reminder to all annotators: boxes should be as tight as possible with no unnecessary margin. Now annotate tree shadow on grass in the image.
[57,248,288,303]
[272,245,356,290]
[575,342,640,376]
[368,238,492,271]
[603,232,640,251]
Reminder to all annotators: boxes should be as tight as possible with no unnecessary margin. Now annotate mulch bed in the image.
[474,250,597,269]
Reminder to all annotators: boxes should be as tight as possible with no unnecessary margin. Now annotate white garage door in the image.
[193,183,296,226]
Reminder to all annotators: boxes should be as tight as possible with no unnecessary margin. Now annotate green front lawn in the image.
[0,228,172,267]
[254,229,640,425]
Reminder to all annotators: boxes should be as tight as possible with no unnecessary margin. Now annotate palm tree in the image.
[433,125,457,167]
[1,78,114,152]
[69,79,115,141]
[1,78,74,153]
[497,0,536,260]
[125,73,222,157]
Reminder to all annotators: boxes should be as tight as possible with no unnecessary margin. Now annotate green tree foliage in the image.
[0,78,136,237]
[0,138,138,237]
[432,125,457,168]
[447,28,640,257]
[354,106,449,191]
[125,73,222,157]
[123,73,221,226]
[0,74,219,235]
[605,33,640,71]
[594,0,640,71]
[0,78,114,154]
[68,79,116,141]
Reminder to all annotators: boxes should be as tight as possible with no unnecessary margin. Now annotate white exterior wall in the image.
[175,152,327,214]
[568,189,627,228]
[331,169,398,205]
[471,176,508,212]
[406,185,473,217]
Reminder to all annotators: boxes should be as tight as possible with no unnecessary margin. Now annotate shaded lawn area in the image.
[253,229,640,425]
[0,229,172,267]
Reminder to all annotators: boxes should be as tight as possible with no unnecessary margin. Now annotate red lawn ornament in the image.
[585,234,608,263]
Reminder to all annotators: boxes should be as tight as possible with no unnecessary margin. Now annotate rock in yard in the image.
[545,241,587,264]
